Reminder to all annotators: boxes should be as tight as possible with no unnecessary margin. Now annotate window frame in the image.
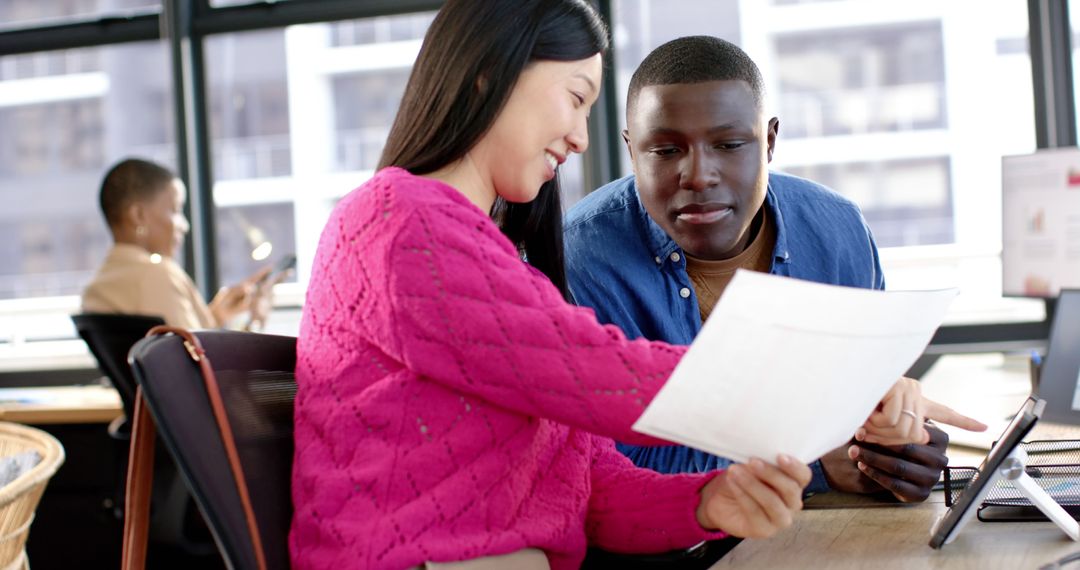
[0,0,1069,351]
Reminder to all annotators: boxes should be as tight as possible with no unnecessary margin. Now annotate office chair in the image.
[71,313,165,435]
[72,313,217,564]
[129,330,295,570]
[127,329,734,570]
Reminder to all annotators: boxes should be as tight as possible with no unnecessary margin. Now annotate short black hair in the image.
[626,35,765,116]
[99,158,176,229]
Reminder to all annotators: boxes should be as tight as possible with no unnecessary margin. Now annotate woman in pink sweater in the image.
[290,1,975,568]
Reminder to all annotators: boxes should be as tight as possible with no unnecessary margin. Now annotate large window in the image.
[0,41,175,301]
[0,0,1071,369]
[204,14,435,290]
[204,12,588,291]
[611,0,1040,323]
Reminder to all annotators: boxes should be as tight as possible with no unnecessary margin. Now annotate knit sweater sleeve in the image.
[384,204,685,446]
[586,436,727,552]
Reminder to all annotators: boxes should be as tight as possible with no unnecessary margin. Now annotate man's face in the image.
[625,80,777,260]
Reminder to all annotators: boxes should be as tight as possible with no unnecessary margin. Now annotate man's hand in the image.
[697,455,811,538]
[821,425,949,503]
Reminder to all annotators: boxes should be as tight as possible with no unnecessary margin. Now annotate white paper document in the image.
[632,270,958,464]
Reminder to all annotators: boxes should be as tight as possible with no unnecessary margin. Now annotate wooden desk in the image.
[715,354,1080,569]
[712,492,1078,569]
[0,385,122,425]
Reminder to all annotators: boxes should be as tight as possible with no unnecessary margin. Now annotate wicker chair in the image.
[0,422,65,570]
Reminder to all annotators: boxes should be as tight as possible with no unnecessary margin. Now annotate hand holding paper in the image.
[632,270,970,465]
[696,455,810,538]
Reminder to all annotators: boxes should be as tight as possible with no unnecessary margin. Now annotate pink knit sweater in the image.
[290,167,725,570]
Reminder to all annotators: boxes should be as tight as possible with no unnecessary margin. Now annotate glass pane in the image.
[215,202,296,285]
[0,41,175,300]
[330,12,435,46]
[331,68,412,173]
[205,11,592,292]
[611,0,1040,322]
[204,14,436,290]
[783,157,953,247]
[775,22,946,139]
[0,0,158,31]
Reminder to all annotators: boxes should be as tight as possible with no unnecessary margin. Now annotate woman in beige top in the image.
[82,158,273,330]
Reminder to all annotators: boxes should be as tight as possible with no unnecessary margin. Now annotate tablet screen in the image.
[929,396,1044,548]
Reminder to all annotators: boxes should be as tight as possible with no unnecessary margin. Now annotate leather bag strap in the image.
[167,327,268,570]
[121,386,156,570]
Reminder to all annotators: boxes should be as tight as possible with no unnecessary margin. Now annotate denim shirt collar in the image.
[635,181,792,268]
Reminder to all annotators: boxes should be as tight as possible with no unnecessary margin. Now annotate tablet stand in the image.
[950,447,1080,542]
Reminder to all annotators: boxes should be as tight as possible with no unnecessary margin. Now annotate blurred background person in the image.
[81,157,276,330]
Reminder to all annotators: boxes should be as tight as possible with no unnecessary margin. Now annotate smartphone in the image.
[258,254,297,285]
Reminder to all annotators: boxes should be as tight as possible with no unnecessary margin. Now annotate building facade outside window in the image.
[611,0,1041,324]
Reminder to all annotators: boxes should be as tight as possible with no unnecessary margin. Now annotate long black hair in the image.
[379,0,609,300]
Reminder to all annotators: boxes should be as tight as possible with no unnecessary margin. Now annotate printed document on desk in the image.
[632,270,957,465]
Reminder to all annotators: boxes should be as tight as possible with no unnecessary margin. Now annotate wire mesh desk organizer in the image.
[944,440,1080,525]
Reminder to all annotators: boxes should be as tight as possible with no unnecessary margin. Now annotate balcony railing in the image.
[0,49,101,81]
[213,134,292,181]
[334,127,389,173]
[779,82,946,138]
[330,13,435,48]
[0,270,94,302]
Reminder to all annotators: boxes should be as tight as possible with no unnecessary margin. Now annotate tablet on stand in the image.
[929,397,1080,548]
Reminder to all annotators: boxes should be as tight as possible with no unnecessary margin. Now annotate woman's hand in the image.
[857,377,987,446]
[696,455,811,539]
[209,283,254,327]
[246,266,289,331]
[208,266,273,327]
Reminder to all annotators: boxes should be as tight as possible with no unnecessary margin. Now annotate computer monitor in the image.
[1037,289,1080,424]
[1001,148,1080,297]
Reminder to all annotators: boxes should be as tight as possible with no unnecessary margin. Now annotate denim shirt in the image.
[564,172,885,495]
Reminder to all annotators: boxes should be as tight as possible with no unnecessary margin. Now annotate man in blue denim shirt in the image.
[565,36,949,501]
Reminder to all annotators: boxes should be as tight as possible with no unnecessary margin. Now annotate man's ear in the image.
[766,117,779,163]
[622,129,634,160]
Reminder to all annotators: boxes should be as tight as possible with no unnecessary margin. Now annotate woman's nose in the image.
[567,115,589,154]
